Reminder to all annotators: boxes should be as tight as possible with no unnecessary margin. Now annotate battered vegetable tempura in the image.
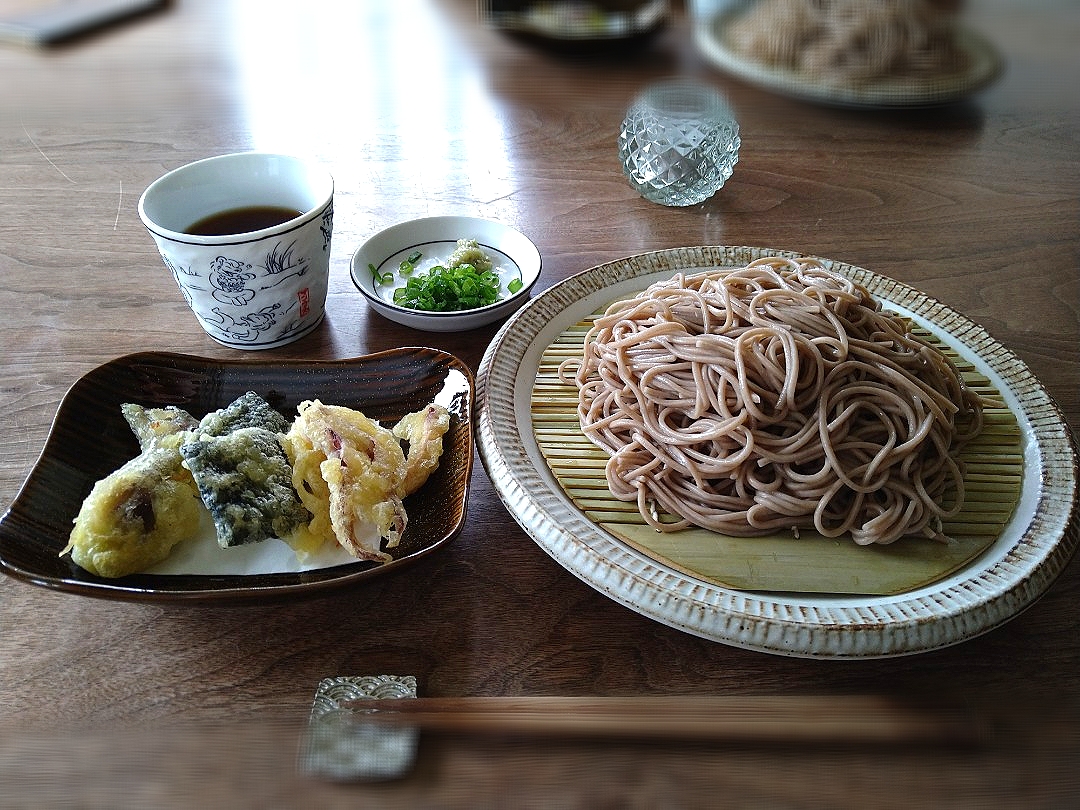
[180,426,310,548]
[61,448,202,578]
[284,400,408,562]
[393,403,452,496]
[64,393,452,576]
[283,400,450,562]
[121,403,199,452]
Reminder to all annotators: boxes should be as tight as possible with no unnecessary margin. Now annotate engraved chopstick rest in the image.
[299,675,419,781]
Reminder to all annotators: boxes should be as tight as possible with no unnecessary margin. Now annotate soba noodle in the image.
[725,0,965,83]
[559,256,985,545]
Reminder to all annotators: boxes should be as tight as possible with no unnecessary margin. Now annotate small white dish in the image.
[350,216,541,332]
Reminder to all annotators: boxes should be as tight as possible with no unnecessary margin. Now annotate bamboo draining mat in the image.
[532,317,1023,596]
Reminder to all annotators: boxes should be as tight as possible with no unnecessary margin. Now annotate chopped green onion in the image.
[399,250,422,275]
[508,277,523,294]
[392,262,503,312]
[369,262,394,285]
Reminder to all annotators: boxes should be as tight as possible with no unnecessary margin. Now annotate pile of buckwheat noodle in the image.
[726,0,965,83]
[560,256,986,545]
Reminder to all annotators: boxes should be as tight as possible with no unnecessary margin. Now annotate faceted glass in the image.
[618,78,740,207]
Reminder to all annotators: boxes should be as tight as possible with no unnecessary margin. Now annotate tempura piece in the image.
[62,449,202,578]
[392,404,451,496]
[122,403,199,452]
[283,400,408,563]
[282,434,336,560]
[197,390,290,437]
[180,426,310,548]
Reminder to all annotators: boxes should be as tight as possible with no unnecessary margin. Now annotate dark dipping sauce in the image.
[186,205,304,236]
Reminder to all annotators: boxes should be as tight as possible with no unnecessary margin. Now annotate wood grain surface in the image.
[1,0,1078,806]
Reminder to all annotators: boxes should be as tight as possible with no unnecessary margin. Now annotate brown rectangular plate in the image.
[0,349,473,602]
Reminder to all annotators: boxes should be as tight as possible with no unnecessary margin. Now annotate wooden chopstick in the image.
[340,695,982,745]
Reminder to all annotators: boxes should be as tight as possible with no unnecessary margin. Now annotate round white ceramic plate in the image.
[475,246,1079,658]
[693,9,1003,108]
[350,216,541,332]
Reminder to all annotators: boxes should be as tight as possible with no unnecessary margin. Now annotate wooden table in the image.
[2,1,1078,806]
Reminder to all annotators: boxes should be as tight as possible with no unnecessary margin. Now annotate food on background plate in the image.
[63,392,451,577]
[559,255,992,546]
[725,0,967,84]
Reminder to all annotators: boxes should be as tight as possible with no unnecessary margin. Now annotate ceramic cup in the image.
[138,152,334,349]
